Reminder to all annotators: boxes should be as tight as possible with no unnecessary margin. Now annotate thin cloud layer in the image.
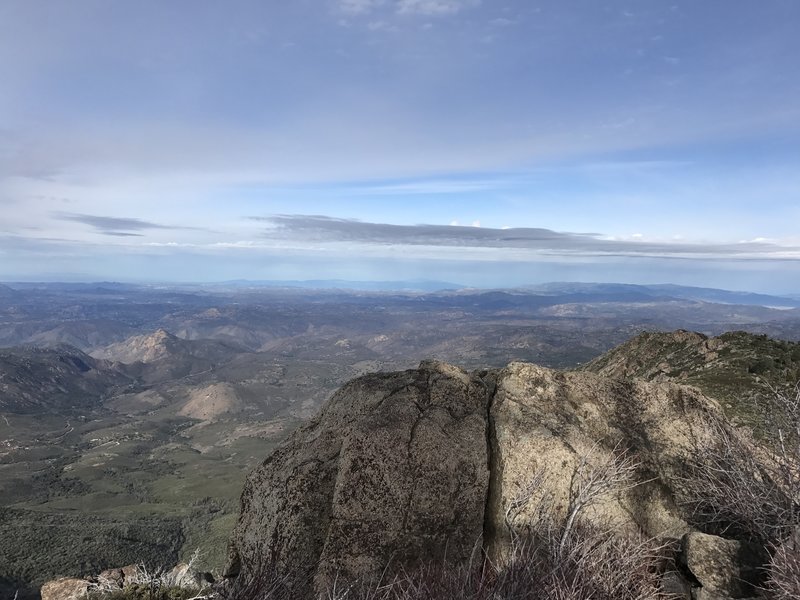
[54,213,191,237]
[338,0,479,16]
[396,0,480,16]
[257,215,798,259]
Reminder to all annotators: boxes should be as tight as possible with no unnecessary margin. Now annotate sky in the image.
[1,0,799,292]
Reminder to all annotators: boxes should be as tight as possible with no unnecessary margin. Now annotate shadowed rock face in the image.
[232,360,492,595]
[228,359,756,598]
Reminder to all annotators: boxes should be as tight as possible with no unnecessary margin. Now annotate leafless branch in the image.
[559,440,643,558]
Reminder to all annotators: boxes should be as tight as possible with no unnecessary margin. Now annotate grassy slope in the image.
[581,330,800,433]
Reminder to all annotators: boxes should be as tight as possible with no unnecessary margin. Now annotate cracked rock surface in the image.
[228,359,755,598]
[230,360,491,596]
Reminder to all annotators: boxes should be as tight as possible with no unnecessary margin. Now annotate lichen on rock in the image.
[226,359,768,598]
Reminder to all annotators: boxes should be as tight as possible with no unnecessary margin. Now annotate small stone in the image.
[120,564,139,580]
[40,577,90,600]
[164,562,213,590]
[680,532,760,598]
[98,568,125,588]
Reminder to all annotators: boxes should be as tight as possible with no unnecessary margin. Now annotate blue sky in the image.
[1,0,799,291]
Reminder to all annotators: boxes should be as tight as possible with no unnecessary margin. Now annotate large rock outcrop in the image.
[230,361,491,595]
[227,360,761,598]
[485,362,731,550]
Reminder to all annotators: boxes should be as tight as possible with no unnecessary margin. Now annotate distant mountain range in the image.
[215,279,465,292]
[206,281,800,305]
[3,280,798,307]
[522,282,800,308]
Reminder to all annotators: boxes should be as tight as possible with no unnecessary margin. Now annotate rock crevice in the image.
[227,360,764,598]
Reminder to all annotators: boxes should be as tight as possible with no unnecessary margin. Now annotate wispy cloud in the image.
[338,0,384,15]
[253,215,800,259]
[396,0,480,16]
[0,233,82,252]
[337,0,479,16]
[53,212,196,237]
[346,177,506,195]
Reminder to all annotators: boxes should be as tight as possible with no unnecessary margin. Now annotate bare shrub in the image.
[559,441,642,558]
[86,550,214,600]
[680,417,794,544]
[330,558,499,600]
[492,441,670,600]
[318,521,670,600]
[680,384,800,545]
[679,383,800,598]
[215,560,315,600]
[768,540,800,600]
[534,523,672,600]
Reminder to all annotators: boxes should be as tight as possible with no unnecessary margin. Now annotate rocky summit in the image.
[227,359,763,598]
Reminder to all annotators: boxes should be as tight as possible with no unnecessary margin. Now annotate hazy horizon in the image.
[2,1,798,290]
[2,277,799,299]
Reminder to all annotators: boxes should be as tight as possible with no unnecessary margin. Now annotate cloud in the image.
[346,178,507,195]
[53,212,190,236]
[396,0,479,16]
[0,234,79,252]
[338,0,384,14]
[253,215,800,260]
[337,0,479,17]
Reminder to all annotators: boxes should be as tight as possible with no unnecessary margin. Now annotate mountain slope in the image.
[0,345,133,414]
[24,320,136,352]
[0,284,17,299]
[93,328,249,383]
[580,330,800,429]
[524,282,800,308]
[92,328,243,364]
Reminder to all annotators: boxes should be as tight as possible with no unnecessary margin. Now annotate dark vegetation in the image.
[0,508,184,599]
